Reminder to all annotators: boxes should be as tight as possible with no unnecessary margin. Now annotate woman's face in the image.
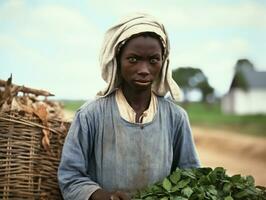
[119,36,163,91]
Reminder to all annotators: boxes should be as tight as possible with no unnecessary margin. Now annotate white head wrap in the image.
[97,13,181,101]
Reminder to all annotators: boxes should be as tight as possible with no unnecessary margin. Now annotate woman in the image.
[58,13,200,200]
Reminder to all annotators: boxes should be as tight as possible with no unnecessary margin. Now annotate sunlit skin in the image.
[119,36,163,122]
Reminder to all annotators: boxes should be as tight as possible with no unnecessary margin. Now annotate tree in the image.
[172,67,214,102]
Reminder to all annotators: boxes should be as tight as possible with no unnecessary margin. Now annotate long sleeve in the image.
[171,108,200,172]
[57,111,101,200]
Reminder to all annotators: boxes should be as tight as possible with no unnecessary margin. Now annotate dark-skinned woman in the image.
[58,13,200,200]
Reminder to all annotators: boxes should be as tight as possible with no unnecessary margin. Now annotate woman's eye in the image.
[150,58,159,64]
[128,57,137,63]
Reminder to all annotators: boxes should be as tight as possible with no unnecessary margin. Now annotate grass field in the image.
[61,100,86,111]
[61,100,266,137]
[182,102,266,137]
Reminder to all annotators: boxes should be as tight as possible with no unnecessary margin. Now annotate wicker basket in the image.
[0,112,69,200]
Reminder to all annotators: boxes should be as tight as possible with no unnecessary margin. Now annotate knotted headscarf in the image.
[97,13,181,101]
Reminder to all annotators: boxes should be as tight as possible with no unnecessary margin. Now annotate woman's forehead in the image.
[127,36,161,48]
[120,35,163,55]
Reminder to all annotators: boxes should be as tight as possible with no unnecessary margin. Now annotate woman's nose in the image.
[137,62,150,76]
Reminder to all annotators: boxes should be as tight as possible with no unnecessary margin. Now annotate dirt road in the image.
[192,126,266,186]
[63,111,266,186]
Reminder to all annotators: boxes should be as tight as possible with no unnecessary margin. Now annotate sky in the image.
[1,0,266,100]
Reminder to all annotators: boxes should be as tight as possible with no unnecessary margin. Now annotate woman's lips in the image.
[134,80,151,86]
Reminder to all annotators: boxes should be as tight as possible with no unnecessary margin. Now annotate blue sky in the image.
[1,0,266,100]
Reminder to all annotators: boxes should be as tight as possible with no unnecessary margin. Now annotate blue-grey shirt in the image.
[58,93,200,200]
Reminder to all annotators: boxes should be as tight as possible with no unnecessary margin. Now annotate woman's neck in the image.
[121,85,151,114]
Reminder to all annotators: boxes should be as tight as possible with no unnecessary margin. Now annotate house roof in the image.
[242,69,266,89]
[230,68,266,90]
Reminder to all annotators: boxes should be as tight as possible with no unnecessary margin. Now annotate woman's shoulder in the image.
[157,96,188,118]
[77,93,115,116]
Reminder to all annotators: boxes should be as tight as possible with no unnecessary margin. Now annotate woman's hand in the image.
[90,189,130,200]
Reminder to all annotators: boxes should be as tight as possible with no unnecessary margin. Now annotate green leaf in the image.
[172,197,188,200]
[207,185,217,195]
[235,182,245,190]
[245,186,258,195]
[140,192,154,199]
[171,185,180,193]
[208,173,217,184]
[234,190,249,198]
[198,175,210,185]
[176,179,190,189]
[196,193,205,200]
[213,167,225,172]
[181,187,193,198]
[163,178,172,191]
[145,197,154,200]
[246,175,255,185]
[150,185,161,193]
[160,197,168,200]
[224,196,233,200]
[231,174,241,183]
[170,171,181,184]
[181,169,196,179]
[197,167,213,175]
[223,183,232,193]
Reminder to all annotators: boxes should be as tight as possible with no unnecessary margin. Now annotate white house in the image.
[221,68,266,115]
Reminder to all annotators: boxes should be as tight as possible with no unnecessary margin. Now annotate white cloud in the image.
[0,0,27,22]
[37,61,106,100]
[0,2,105,99]
[89,0,266,29]
[0,34,48,66]
[172,38,250,66]
[160,1,266,29]
[23,5,102,47]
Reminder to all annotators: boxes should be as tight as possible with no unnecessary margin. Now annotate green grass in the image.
[182,102,266,137]
[60,100,86,111]
[61,100,266,137]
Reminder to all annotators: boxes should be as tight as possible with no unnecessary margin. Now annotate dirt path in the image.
[192,126,266,186]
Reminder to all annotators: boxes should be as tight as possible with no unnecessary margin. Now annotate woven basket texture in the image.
[0,112,69,200]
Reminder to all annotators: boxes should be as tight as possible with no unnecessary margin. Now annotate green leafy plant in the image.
[132,167,266,200]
